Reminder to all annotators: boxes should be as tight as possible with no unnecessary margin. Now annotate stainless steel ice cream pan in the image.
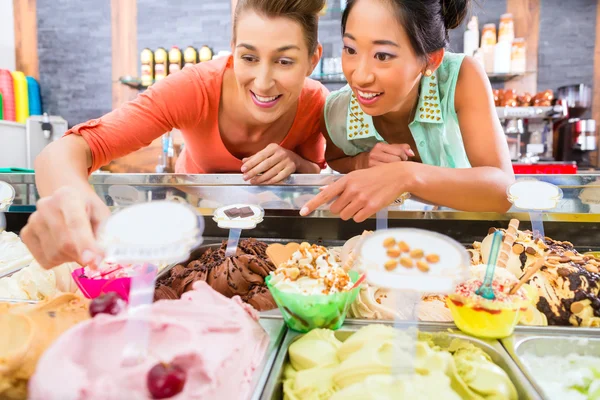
[501,327,600,399]
[250,318,288,400]
[261,321,541,400]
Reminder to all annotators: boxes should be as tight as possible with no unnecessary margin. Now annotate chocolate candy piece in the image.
[238,206,255,218]
[224,207,241,219]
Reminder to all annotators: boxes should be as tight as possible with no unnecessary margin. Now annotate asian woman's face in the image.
[342,0,424,116]
[233,11,322,124]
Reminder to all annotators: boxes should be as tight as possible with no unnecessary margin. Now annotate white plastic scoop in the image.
[97,201,204,366]
[507,179,563,243]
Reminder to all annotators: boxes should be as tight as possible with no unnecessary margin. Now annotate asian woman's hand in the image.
[299,162,413,222]
[356,143,414,169]
[241,144,300,184]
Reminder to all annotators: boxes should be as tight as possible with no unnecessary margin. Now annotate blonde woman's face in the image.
[233,12,319,124]
[342,0,424,116]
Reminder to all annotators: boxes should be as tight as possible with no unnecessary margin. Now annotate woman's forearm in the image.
[34,136,95,197]
[403,162,514,212]
[327,153,365,174]
[294,155,323,174]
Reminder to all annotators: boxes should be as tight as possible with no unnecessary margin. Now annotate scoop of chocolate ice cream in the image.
[155,239,277,311]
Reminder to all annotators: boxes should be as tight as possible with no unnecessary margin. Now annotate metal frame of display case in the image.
[1,173,600,248]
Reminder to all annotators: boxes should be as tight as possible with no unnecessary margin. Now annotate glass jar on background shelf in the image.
[498,13,515,43]
[511,38,527,74]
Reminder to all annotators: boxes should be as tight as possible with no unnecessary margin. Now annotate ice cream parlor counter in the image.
[0,173,599,400]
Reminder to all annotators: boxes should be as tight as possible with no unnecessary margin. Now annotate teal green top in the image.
[324,52,471,168]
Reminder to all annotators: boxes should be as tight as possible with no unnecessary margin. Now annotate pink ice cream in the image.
[29,281,269,400]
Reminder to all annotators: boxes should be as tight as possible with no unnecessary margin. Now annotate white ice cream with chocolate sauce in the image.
[269,243,353,296]
[0,231,34,276]
[472,228,600,327]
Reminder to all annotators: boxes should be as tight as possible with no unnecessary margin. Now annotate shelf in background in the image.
[496,105,565,120]
[311,71,535,85]
[119,76,149,90]
[120,70,537,90]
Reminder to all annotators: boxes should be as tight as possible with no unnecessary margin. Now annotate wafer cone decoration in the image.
[266,243,300,267]
[496,219,520,269]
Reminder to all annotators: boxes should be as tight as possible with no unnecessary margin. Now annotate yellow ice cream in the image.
[330,373,461,400]
[0,293,89,400]
[283,325,518,400]
[449,340,518,400]
[288,329,341,370]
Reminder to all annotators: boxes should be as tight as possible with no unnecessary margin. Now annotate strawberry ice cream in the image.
[29,281,269,400]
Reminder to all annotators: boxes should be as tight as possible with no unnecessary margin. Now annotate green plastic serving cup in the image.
[265,271,360,333]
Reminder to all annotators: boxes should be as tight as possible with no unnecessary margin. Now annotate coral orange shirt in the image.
[66,56,328,173]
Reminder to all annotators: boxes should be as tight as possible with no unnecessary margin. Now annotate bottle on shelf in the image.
[199,45,214,62]
[183,46,198,67]
[140,48,155,87]
[494,40,512,74]
[511,38,527,74]
[481,23,497,74]
[168,46,183,75]
[463,16,479,57]
[498,13,515,43]
[154,47,169,81]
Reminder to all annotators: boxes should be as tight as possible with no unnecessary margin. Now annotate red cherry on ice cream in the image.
[147,363,187,399]
[89,292,126,317]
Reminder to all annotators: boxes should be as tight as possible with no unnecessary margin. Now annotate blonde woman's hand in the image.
[241,144,299,185]
[20,187,111,269]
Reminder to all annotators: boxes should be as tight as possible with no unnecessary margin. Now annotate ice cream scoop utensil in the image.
[376,209,388,231]
[507,180,563,244]
[213,205,264,258]
[96,201,204,366]
[225,228,242,258]
[393,290,420,377]
[476,230,503,300]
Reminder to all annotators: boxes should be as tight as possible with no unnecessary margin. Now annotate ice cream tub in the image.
[261,321,541,400]
[250,318,288,400]
[501,327,600,400]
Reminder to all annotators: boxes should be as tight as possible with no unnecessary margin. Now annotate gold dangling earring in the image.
[424,69,433,77]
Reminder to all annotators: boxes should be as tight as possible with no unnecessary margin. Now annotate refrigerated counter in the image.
[1,173,599,249]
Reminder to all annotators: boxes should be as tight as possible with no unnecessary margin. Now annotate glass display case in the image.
[1,173,599,250]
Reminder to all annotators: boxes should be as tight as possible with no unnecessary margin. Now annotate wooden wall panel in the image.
[505,0,540,94]
[592,1,600,167]
[105,0,159,173]
[13,0,38,79]
[111,0,138,109]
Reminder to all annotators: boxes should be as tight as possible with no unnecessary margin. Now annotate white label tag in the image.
[213,204,264,230]
[507,180,563,210]
[356,229,470,293]
[98,201,204,264]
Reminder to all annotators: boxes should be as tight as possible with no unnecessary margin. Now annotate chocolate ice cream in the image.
[155,238,277,311]
[473,227,600,327]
